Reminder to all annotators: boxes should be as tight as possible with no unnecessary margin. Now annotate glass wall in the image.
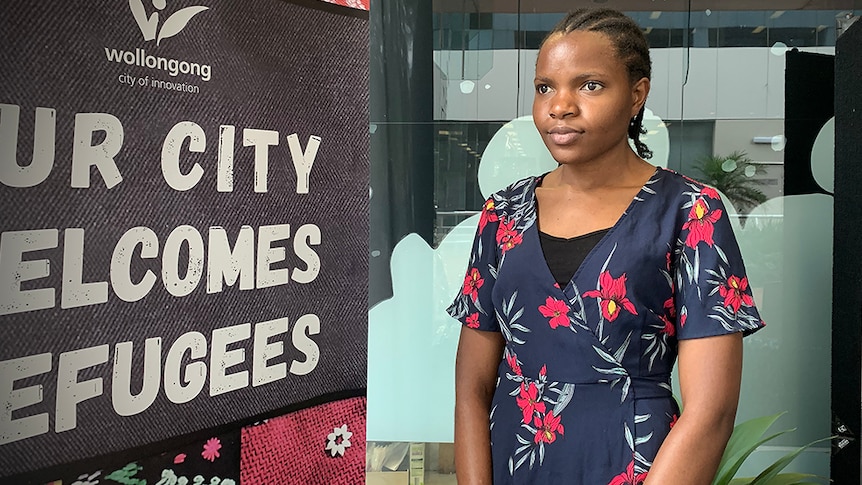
[369,1,860,482]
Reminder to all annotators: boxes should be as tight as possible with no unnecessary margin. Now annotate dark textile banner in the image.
[0,0,368,478]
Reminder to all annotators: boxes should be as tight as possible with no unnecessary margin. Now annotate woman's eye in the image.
[536,84,550,94]
[584,81,602,91]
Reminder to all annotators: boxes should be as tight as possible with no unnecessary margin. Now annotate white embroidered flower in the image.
[325,423,353,457]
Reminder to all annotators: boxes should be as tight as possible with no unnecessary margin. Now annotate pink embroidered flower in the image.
[466,312,480,329]
[533,411,564,444]
[719,275,754,313]
[201,437,221,462]
[516,382,546,424]
[538,296,571,328]
[462,268,484,302]
[701,186,720,199]
[583,271,638,322]
[682,198,723,249]
[608,460,648,485]
[496,217,523,253]
[478,199,499,233]
[173,453,186,464]
[506,352,522,376]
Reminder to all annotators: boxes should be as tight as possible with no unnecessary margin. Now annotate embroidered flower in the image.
[462,268,484,301]
[174,453,186,464]
[533,411,564,444]
[326,424,353,457]
[478,198,499,233]
[682,198,723,249]
[465,312,480,329]
[516,382,546,424]
[608,460,648,485]
[719,275,754,313]
[496,217,523,253]
[538,296,571,328]
[583,271,638,322]
[202,437,221,462]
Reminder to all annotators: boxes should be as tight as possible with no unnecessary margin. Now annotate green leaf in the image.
[712,412,788,485]
[749,436,836,484]
[729,474,823,485]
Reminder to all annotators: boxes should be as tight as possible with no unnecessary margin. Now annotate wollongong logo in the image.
[130,0,209,46]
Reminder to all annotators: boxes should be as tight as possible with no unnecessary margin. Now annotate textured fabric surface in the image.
[241,397,367,484]
[1,0,368,477]
[318,0,370,10]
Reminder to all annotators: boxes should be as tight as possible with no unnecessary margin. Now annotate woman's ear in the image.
[632,77,650,116]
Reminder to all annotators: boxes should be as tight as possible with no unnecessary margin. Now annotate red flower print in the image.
[466,312,480,329]
[669,414,679,429]
[539,365,547,378]
[533,411,564,444]
[496,217,523,253]
[201,437,221,462]
[682,198,722,249]
[517,382,547,424]
[660,314,675,337]
[608,460,648,485]
[719,275,754,313]
[583,271,638,322]
[663,296,676,319]
[462,268,484,302]
[701,186,720,199]
[174,453,186,464]
[538,296,571,328]
[665,251,672,271]
[478,199,499,233]
[679,309,688,328]
[506,352,522,376]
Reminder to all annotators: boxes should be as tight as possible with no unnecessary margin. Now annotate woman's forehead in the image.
[537,31,623,74]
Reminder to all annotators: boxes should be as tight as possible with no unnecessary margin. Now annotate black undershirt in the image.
[539,228,611,286]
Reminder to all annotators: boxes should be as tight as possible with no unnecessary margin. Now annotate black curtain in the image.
[369,0,435,306]
[832,18,862,484]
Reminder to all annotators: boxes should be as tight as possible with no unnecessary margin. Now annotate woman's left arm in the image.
[644,332,743,484]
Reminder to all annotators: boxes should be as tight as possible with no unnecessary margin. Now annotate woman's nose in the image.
[549,94,577,119]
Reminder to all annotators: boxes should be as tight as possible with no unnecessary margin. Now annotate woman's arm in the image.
[454,326,505,485]
[644,332,743,484]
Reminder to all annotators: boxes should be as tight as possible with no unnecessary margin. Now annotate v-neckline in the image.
[530,167,662,293]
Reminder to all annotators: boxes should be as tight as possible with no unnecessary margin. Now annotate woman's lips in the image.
[547,127,584,145]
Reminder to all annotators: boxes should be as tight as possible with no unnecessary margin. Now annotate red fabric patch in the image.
[317,0,369,11]
[241,397,366,484]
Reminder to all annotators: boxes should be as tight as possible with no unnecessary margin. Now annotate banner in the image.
[0,0,368,479]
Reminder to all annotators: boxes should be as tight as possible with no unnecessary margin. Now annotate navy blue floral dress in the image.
[448,167,764,484]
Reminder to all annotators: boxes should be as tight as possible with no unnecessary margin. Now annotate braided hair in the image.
[541,9,653,159]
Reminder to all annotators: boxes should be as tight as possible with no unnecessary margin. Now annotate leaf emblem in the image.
[157,6,209,45]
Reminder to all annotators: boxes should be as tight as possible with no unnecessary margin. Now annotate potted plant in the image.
[691,151,768,216]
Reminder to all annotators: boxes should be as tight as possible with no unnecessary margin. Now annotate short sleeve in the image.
[446,198,500,332]
[673,191,765,340]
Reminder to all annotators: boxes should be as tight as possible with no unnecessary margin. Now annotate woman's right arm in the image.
[454,326,505,485]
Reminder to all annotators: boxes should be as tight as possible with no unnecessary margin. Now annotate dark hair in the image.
[542,9,653,159]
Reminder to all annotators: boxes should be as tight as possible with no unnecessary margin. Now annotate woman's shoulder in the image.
[486,174,542,208]
[653,167,722,202]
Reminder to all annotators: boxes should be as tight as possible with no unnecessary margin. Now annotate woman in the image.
[448,8,764,484]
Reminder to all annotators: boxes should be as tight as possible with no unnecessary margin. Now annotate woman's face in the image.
[532,30,648,166]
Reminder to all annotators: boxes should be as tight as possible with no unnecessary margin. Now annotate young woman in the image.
[448,9,764,484]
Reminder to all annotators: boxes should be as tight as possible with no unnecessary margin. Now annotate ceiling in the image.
[433,0,860,13]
